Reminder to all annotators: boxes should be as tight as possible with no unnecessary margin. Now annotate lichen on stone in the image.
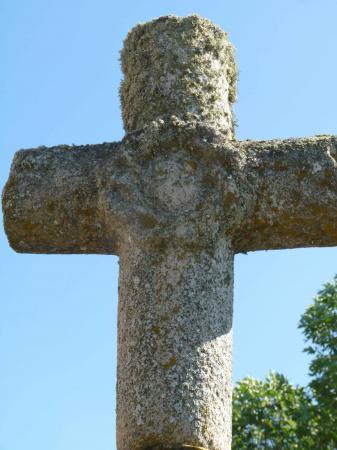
[120,15,237,138]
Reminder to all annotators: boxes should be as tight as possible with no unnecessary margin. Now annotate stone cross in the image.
[2,15,337,450]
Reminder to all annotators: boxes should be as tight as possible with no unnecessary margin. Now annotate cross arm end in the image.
[233,135,337,253]
[2,142,124,255]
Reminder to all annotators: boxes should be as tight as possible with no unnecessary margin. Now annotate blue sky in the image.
[1,1,336,449]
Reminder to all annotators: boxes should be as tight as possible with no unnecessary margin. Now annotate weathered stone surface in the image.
[4,120,336,256]
[2,13,337,450]
[120,15,237,137]
[117,238,233,450]
[3,143,120,254]
[235,135,337,252]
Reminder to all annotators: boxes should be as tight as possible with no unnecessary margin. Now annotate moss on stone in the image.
[120,15,237,138]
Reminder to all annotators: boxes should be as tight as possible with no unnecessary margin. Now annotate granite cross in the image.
[2,15,337,450]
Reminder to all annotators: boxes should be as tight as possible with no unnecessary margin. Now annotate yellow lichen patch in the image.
[162,356,177,370]
[223,190,235,210]
[294,168,306,181]
[199,406,211,439]
[201,423,208,436]
[137,436,208,450]
[46,201,55,213]
[154,167,167,176]
[172,305,181,315]
[179,446,209,450]
[159,304,181,323]
[202,173,217,188]
[138,213,158,229]
[116,156,129,169]
[186,159,197,171]
[22,221,38,232]
[151,325,161,335]
[273,160,288,171]
[78,207,96,218]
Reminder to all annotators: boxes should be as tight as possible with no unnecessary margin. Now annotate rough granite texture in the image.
[117,238,233,450]
[120,15,237,138]
[2,14,337,450]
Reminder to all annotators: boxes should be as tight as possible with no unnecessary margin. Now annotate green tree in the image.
[232,372,316,449]
[299,275,337,448]
[232,276,337,449]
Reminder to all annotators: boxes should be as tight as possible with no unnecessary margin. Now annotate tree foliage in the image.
[299,275,337,448]
[232,276,337,449]
[232,373,316,449]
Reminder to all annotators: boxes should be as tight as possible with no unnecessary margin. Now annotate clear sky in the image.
[1,1,336,449]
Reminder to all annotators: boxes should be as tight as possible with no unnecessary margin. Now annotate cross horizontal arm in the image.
[2,142,124,255]
[234,136,337,253]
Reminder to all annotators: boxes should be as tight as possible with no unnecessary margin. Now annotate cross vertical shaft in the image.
[117,239,234,449]
[116,17,238,448]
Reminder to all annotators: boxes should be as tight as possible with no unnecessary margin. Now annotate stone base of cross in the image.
[2,15,337,450]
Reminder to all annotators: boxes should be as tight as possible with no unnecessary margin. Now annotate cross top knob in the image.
[120,15,237,137]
